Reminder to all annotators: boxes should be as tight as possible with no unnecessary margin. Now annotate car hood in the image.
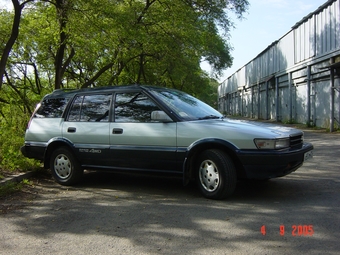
[177,118,303,149]
[220,118,302,137]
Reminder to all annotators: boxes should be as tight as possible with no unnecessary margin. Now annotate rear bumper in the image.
[236,143,314,179]
[20,144,46,161]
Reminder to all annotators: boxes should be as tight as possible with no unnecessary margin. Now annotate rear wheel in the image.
[50,147,83,185]
[196,149,237,199]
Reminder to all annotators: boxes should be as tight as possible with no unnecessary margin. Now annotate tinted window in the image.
[35,98,69,118]
[67,96,83,121]
[67,94,111,122]
[114,92,160,122]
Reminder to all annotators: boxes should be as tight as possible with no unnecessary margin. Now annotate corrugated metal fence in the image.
[218,0,340,131]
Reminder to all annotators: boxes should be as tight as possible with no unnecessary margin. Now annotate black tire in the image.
[196,149,237,200]
[50,147,83,186]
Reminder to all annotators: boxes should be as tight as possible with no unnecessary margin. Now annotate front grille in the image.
[290,134,303,148]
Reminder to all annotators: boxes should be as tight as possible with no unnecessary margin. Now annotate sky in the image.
[0,0,10,10]
[0,0,330,82]
[212,0,329,82]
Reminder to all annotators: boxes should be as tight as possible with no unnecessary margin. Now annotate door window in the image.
[114,92,160,122]
[67,94,111,122]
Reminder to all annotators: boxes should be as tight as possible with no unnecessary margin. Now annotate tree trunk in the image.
[54,0,69,89]
[0,0,22,89]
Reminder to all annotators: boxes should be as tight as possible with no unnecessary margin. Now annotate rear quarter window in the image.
[35,98,69,118]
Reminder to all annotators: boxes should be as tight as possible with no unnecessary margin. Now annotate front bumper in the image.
[236,143,313,179]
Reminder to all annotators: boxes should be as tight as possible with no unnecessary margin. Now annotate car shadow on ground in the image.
[74,169,317,203]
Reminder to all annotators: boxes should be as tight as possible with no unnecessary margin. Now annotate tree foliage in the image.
[0,0,249,171]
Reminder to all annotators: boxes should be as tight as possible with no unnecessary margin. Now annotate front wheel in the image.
[196,149,237,200]
[50,147,83,185]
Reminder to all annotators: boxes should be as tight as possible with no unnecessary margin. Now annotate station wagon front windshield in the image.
[151,88,223,121]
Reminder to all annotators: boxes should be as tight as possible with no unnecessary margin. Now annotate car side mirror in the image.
[151,111,173,122]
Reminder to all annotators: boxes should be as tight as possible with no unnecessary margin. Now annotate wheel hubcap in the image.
[199,160,219,192]
[54,154,72,179]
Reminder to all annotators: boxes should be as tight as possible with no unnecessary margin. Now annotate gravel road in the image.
[1,130,339,254]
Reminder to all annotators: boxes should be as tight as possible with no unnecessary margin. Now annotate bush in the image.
[0,111,41,172]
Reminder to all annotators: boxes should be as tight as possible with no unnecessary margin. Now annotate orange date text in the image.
[260,225,314,236]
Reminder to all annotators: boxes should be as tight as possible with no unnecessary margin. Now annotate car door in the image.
[62,93,112,166]
[109,91,178,172]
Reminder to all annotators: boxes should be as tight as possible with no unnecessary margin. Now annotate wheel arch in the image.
[183,139,246,182]
[43,138,76,169]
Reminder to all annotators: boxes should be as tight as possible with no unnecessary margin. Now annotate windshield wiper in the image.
[198,115,222,120]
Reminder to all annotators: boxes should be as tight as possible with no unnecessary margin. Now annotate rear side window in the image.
[67,94,112,122]
[35,98,69,118]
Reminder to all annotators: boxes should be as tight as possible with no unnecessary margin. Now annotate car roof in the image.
[42,84,168,100]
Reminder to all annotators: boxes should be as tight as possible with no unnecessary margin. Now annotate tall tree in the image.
[1,0,249,92]
[0,0,34,89]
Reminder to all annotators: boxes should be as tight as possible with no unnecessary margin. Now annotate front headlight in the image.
[254,138,290,150]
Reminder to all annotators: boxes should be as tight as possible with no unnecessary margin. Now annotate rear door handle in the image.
[67,127,76,133]
[112,128,123,134]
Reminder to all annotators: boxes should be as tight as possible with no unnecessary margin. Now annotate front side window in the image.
[67,94,111,122]
[151,88,222,121]
[114,92,160,122]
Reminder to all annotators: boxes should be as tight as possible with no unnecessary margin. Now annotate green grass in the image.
[0,179,33,198]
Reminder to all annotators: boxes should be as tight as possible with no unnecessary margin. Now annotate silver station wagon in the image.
[21,85,313,199]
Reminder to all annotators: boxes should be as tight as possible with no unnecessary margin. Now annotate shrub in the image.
[0,110,41,172]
